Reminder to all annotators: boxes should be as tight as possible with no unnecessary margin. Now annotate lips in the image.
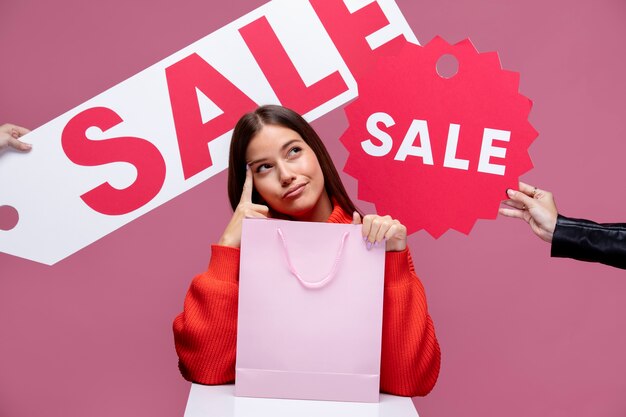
[282,183,306,199]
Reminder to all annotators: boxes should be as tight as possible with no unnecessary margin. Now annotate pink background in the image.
[1,1,625,416]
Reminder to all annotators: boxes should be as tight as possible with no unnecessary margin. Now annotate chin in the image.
[275,200,316,219]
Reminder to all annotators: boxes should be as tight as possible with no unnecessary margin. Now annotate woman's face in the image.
[245,124,331,222]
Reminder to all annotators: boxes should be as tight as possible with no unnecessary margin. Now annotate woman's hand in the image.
[0,123,31,152]
[218,167,269,248]
[352,212,407,252]
[499,181,558,243]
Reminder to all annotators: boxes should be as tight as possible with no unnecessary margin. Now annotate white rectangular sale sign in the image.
[0,0,418,265]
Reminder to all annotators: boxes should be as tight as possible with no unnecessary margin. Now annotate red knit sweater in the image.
[173,205,440,397]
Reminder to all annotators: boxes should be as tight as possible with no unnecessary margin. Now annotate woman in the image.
[173,105,440,396]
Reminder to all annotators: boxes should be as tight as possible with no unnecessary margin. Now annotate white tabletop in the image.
[184,384,419,417]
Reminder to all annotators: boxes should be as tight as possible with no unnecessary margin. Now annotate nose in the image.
[277,162,296,186]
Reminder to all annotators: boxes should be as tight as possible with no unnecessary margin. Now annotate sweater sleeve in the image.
[379,248,441,397]
[173,245,240,385]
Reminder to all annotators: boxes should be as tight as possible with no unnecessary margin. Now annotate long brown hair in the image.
[227,105,360,217]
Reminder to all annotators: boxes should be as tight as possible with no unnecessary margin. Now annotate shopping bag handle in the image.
[276,228,349,289]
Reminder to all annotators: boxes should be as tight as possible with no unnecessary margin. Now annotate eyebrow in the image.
[247,139,303,166]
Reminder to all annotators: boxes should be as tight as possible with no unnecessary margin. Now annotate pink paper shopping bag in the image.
[235,218,385,403]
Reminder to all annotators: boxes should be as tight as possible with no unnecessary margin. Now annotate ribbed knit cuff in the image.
[208,244,241,283]
[384,248,413,287]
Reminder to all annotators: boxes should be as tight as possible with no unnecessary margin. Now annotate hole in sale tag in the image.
[436,54,458,79]
[0,205,19,231]
[341,37,538,237]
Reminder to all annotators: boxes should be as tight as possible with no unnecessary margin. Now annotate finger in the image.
[518,181,538,197]
[243,212,266,219]
[8,137,32,152]
[352,211,361,225]
[240,166,254,203]
[498,207,527,220]
[384,223,404,241]
[501,199,525,210]
[361,214,373,241]
[506,188,534,209]
[243,210,268,219]
[366,216,384,244]
[374,217,393,243]
[10,125,30,137]
[237,202,268,216]
[250,204,269,216]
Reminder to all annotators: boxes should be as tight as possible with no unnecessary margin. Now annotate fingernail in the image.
[363,236,368,242]
[366,241,372,250]
[245,164,249,171]
[374,241,379,247]
[507,189,514,197]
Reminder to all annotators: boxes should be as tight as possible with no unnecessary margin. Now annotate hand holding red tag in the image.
[341,37,538,237]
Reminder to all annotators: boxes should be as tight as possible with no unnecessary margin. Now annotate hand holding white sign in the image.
[0,124,31,152]
[219,167,269,248]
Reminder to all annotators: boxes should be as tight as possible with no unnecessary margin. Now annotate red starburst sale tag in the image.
[341,37,538,237]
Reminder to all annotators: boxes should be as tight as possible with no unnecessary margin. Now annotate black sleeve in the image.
[551,214,626,270]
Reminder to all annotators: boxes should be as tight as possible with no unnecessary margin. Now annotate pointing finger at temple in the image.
[240,165,254,204]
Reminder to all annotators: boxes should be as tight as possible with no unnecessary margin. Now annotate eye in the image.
[287,146,302,158]
[256,163,272,173]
